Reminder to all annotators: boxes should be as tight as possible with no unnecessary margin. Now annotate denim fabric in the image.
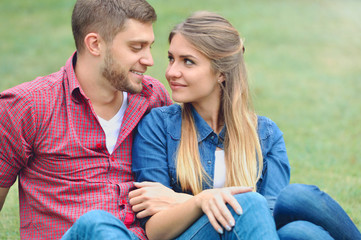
[174,192,279,240]
[275,184,361,240]
[61,210,139,240]
[62,184,361,240]
[132,104,291,212]
[278,221,334,240]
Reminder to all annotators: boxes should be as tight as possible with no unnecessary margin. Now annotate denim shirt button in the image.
[207,160,211,165]
[210,135,215,139]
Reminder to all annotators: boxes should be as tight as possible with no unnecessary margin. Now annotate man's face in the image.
[101,19,154,93]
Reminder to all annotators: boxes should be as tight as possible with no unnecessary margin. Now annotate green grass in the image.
[1,0,360,238]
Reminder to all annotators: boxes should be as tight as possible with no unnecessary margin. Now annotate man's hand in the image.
[0,187,10,211]
[129,182,191,218]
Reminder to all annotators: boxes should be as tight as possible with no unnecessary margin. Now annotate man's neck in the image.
[75,53,124,120]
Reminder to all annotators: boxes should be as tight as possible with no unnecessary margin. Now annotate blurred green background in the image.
[0,0,360,238]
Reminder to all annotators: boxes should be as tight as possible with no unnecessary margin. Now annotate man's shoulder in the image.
[1,67,65,99]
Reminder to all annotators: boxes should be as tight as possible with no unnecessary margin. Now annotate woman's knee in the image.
[233,192,269,214]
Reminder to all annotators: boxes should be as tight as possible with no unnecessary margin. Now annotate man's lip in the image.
[130,70,145,75]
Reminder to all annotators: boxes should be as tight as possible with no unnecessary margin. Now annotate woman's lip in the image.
[169,82,187,87]
[169,82,187,91]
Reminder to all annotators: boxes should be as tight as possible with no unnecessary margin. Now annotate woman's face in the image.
[166,34,222,105]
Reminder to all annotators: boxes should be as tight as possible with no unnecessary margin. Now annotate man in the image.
[0,0,172,239]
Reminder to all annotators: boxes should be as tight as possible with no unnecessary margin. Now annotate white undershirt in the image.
[97,92,128,154]
[214,150,226,188]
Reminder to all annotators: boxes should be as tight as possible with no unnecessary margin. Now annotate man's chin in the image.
[119,83,143,94]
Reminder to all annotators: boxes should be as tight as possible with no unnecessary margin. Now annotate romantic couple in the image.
[0,0,360,239]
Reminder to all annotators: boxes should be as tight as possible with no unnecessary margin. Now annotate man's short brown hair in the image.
[71,0,157,53]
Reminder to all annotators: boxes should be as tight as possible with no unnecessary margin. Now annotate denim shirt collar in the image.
[192,106,225,148]
[167,104,225,148]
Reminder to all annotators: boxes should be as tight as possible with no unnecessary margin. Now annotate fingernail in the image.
[237,208,243,215]
[225,225,231,231]
[218,228,224,234]
[229,219,235,227]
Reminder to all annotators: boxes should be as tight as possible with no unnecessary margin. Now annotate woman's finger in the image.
[203,205,224,235]
[226,187,252,215]
[211,197,233,231]
[215,193,235,229]
[128,188,144,199]
[131,201,146,213]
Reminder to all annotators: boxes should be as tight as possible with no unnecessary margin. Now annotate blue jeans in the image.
[274,184,361,240]
[61,192,278,240]
[61,184,361,240]
[174,192,279,239]
[61,210,139,240]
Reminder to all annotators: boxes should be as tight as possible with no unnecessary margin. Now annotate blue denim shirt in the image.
[132,104,290,213]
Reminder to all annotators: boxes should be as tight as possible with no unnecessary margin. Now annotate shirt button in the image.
[211,135,215,139]
[207,160,212,165]
[96,143,102,149]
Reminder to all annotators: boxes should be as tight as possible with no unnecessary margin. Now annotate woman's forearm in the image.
[145,196,202,240]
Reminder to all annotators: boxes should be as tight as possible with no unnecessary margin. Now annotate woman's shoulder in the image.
[147,103,180,115]
[257,115,283,140]
[140,104,182,139]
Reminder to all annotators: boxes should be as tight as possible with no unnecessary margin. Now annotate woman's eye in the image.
[184,59,194,65]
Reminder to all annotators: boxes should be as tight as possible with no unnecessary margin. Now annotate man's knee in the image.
[76,210,118,228]
[62,210,134,240]
[278,184,325,208]
[280,183,321,198]
[278,220,333,240]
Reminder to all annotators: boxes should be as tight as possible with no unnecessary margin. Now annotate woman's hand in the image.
[195,187,253,234]
[129,181,192,218]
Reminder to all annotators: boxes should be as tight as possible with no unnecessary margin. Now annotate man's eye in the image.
[168,55,174,63]
[132,46,142,51]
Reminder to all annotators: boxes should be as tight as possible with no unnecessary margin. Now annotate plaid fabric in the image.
[0,52,172,239]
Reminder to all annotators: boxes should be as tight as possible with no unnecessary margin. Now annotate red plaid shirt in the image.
[0,53,172,239]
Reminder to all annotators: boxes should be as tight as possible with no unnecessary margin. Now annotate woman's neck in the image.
[192,101,223,134]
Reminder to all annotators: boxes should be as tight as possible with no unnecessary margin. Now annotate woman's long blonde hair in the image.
[170,11,263,195]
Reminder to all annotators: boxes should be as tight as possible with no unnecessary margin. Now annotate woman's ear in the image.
[217,73,225,83]
[83,33,102,56]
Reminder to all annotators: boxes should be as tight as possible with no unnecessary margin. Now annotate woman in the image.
[130,11,361,240]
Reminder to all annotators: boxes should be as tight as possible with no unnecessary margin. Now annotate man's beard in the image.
[101,49,142,94]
